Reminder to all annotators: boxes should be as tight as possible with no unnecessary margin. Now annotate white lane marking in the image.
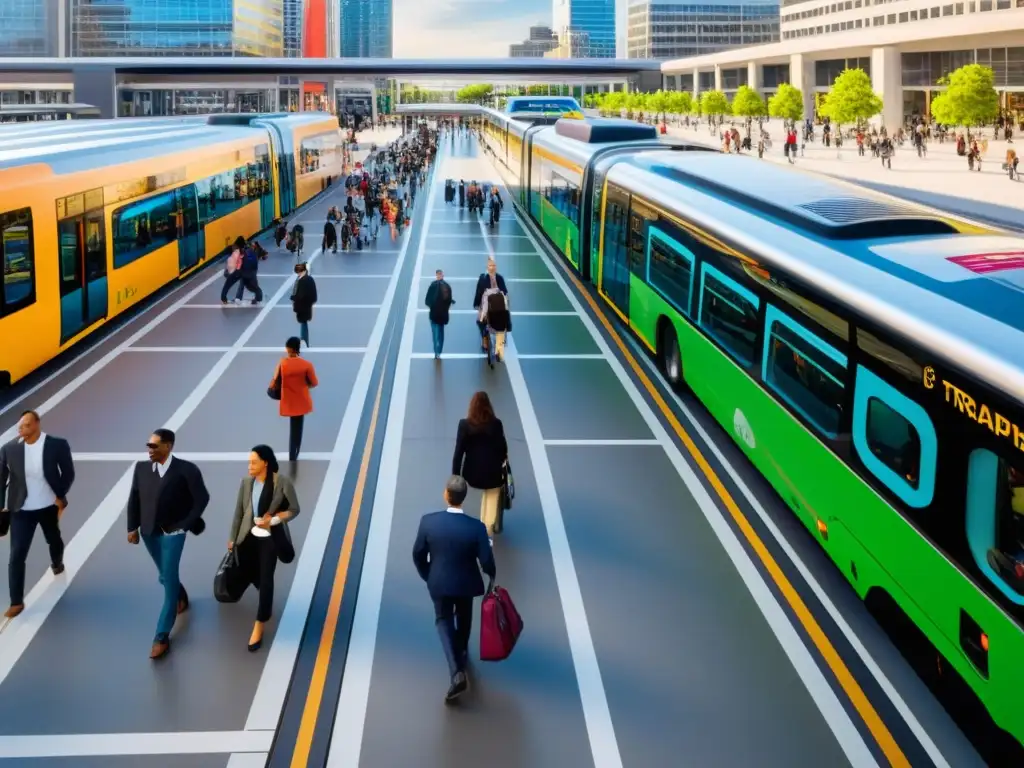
[227,754,270,768]
[241,210,419,733]
[124,347,367,354]
[327,148,445,768]
[71,452,333,462]
[496,177,880,766]
[181,304,382,309]
[417,276,555,282]
[406,352,606,360]
[415,309,575,316]
[258,273,394,279]
[424,250,532,256]
[426,233,531,239]
[623,337,952,767]
[543,439,661,446]
[0,248,324,690]
[476,212,625,768]
[0,731,272,759]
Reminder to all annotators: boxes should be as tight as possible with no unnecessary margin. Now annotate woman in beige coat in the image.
[227,444,300,652]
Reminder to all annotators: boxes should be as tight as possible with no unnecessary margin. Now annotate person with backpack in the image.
[473,259,510,364]
[424,269,455,359]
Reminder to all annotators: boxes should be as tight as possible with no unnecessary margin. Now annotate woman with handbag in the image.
[452,391,508,543]
[269,337,318,462]
[227,445,300,652]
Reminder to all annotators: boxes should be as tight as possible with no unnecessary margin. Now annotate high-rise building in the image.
[0,0,63,57]
[284,0,302,57]
[340,0,393,58]
[552,0,617,58]
[626,0,779,60]
[69,0,283,57]
[509,25,559,57]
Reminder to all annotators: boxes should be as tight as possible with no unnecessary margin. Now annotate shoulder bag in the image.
[268,361,283,401]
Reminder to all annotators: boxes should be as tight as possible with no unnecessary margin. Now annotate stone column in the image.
[714,64,722,92]
[747,61,761,95]
[789,53,815,121]
[692,67,700,99]
[870,45,902,131]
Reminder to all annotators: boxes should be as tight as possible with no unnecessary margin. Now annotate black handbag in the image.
[267,365,282,401]
[501,460,515,511]
[0,509,9,537]
[271,522,295,564]
[213,550,247,603]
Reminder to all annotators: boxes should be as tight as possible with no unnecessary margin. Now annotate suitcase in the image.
[480,585,523,661]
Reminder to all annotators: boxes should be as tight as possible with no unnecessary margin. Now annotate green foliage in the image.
[817,68,882,126]
[668,90,694,115]
[767,83,804,122]
[456,83,493,104]
[731,85,765,119]
[930,64,999,127]
[699,90,731,117]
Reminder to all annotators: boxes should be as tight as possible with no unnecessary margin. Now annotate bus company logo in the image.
[733,408,756,450]
[922,366,936,389]
[116,286,138,306]
[931,367,1024,451]
[947,251,1024,274]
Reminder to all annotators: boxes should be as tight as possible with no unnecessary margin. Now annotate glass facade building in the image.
[0,0,61,56]
[553,0,617,58]
[340,0,393,58]
[70,0,283,57]
[284,0,302,57]
[627,0,779,60]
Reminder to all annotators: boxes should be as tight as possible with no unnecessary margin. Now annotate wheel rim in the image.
[665,334,680,381]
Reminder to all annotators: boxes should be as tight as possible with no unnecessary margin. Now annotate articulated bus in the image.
[0,112,344,387]
[482,115,1024,758]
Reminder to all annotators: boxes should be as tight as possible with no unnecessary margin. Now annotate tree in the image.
[768,83,804,123]
[930,63,999,138]
[818,68,882,153]
[647,89,671,121]
[667,91,694,118]
[731,85,766,138]
[699,90,730,122]
[456,83,493,104]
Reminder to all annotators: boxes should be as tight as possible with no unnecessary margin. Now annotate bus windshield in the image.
[507,98,582,116]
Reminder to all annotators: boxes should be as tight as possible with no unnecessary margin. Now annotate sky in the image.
[392,0,628,58]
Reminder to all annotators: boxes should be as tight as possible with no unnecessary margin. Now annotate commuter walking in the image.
[220,238,245,305]
[412,475,496,702]
[126,428,210,659]
[271,337,319,462]
[230,238,266,306]
[0,410,75,619]
[322,215,337,254]
[291,262,317,348]
[473,259,509,362]
[424,269,454,359]
[451,392,508,541]
[227,445,300,652]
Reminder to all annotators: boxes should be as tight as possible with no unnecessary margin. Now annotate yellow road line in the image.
[290,367,387,768]
[563,266,910,768]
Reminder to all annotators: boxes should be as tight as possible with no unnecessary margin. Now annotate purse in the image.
[267,363,282,400]
[213,550,247,603]
[271,522,295,564]
[500,460,515,511]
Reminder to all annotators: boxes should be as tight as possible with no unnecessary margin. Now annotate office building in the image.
[627,0,779,60]
[284,0,302,57]
[510,25,559,57]
[340,0,393,58]
[552,0,617,57]
[69,0,283,57]
[0,0,63,57]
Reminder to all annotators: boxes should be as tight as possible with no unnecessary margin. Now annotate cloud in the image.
[393,0,549,58]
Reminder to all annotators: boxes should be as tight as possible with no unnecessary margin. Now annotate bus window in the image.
[600,183,631,317]
[698,262,760,366]
[0,208,34,316]
[647,228,694,317]
[853,365,936,508]
[762,306,847,438]
[967,450,1024,603]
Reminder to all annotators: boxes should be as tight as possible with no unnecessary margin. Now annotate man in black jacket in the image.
[127,428,209,659]
[424,269,454,359]
[412,475,496,702]
[0,410,75,619]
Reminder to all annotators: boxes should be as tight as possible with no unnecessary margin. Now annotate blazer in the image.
[292,274,318,323]
[473,273,508,309]
[452,418,508,490]
[126,457,210,536]
[412,510,496,600]
[0,435,75,512]
[228,473,300,547]
[276,356,319,418]
[424,279,453,325]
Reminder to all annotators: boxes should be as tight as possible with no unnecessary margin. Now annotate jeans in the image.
[289,415,305,461]
[433,596,474,676]
[299,321,309,347]
[141,532,187,642]
[8,505,63,605]
[430,322,444,357]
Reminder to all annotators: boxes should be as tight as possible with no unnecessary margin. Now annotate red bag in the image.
[479,586,523,661]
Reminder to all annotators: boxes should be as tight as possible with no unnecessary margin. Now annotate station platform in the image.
[0,131,990,768]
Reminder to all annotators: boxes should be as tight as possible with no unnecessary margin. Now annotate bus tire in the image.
[658,320,683,387]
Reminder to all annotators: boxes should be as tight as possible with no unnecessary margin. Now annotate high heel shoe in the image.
[248,638,262,653]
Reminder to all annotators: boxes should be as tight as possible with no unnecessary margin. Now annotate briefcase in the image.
[213,550,247,603]
[480,585,523,662]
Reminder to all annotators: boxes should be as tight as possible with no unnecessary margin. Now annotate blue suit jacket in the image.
[412,509,496,600]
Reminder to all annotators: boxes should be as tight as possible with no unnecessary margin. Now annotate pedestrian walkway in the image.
[666,120,1024,229]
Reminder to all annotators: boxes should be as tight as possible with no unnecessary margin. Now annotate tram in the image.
[481,112,1024,756]
[0,112,344,388]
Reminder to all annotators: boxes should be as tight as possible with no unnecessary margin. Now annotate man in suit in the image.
[424,268,454,360]
[126,428,209,659]
[412,475,496,702]
[0,410,75,619]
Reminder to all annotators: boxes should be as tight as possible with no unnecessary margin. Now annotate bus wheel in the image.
[660,323,682,386]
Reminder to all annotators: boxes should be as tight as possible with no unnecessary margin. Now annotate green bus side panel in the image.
[537,196,579,269]
[627,280,1024,743]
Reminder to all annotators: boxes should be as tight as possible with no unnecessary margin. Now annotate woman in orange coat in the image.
[272,336,319,461]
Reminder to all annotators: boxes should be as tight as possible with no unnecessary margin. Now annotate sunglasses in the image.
[145,442,162,450]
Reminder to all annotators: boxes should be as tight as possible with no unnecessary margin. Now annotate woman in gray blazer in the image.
[228,444,300,652]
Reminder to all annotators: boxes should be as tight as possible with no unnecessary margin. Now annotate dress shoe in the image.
[444,671,468,703]
[248,638,263,653]
[149,639,170,659]
[51,563,65,576]
[177,593,189,615]
[4,604,24,619]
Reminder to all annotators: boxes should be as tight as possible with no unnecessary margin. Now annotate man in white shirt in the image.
[0,410,75,619]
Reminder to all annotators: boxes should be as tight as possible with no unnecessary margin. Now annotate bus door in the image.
[56,190,107,344]
[262,123,294,218]
[599,182,631,318]
[255,143,274,229]
[175,187,202,274]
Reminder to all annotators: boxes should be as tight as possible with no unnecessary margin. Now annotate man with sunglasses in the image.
[127,428,209,659]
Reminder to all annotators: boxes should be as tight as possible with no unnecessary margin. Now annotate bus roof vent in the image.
[206,113,288,126]
[797,197,920,225]
[556,117,656,143]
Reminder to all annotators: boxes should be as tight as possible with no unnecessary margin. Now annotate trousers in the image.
[141,532,187,642]
[8,505,63,605]
[289,415,305,461]
[238,534,278,623]
[433,596,474,676]
[479,487,501,536]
